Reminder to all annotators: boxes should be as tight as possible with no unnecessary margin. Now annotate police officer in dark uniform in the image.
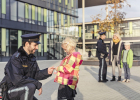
[0,34,55,100]
[96,31,108,82]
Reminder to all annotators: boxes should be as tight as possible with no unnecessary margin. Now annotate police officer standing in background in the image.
[96,32,109,82]
[0,34,55,100]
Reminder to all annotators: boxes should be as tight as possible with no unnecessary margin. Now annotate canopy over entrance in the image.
[78,0,107,8]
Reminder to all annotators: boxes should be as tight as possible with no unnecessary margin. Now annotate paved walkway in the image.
[0,60,140,100]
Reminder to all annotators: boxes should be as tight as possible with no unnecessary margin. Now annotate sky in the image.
[78,0,140,23]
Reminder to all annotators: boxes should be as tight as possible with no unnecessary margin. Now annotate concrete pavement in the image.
[0,60,140,100]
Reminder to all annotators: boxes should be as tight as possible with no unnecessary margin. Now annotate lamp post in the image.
[82,0,85,55]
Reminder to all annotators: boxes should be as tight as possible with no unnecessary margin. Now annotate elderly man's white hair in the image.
[124,42,130,46]
[62,37,77,52]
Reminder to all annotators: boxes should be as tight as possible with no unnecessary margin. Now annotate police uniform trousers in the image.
[8,83,38,100]
[99,58,107,81]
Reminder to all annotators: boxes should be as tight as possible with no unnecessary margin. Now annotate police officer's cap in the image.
[98,31,106,35]
[21,33,41,44]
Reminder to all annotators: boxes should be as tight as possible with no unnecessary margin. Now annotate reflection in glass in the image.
[6,0,10,20]
[18,2,24,22]
[25,4,31,23]
[0,1,1,18]
[29,5,32,23]
[10,29,18,56]
[41,8,43,26]
[0,28,1,55]
[6,29,9,56]
[10,0,17,21]
[35,7,38,24]
[41,34,44,56]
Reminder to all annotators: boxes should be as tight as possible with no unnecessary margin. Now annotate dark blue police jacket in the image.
[1,46,51,90]
[96,38,108,59]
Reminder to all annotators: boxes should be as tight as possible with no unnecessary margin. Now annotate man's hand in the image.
[48,66,55,74]
[38,87,42,96]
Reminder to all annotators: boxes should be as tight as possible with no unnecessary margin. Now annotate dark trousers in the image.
[99,58,107,81]
[8,83,37,100]
[58,99,74,100]
[123,62,130,79]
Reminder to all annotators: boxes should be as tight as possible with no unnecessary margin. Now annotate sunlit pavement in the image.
[0,60,140,100]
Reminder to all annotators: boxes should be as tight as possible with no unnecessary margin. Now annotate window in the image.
[64,15,67,34]
[41,34,44,56]
[25,3,31,23]
[55,5,58,10]
[0,28,1,55]
[47,0,50,2]
[0,0,10,19]
[29,5,31,23]
[47,34,50,53]
[50,3,53,9]
[47,10,50,32]
[18,2,24,22]
[32,5,36,24]
[38,7,43,26]
[59,13,61,34]
[59,35,66,59]
[0,0,1,18]
[10,29,18,56]
[43,9,47,26]
[46,2,50,8]
[55,0,58,4]
[38,7,41,25]
[41,8,43,26]
[35,6,38,24]
[54,35,60,59]
[51,34,54,59]
[48,10,54,32]
[51,11,54,32]
[6,29,9,56]
[10,0,17,21]
[37,33,44,56]
[6,0,10,20]
[1,0,6,19]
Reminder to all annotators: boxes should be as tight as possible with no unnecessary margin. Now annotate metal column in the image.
[82,0,85,55]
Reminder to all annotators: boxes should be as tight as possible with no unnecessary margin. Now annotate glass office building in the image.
[77,18,140,60]
[0,0,79,61]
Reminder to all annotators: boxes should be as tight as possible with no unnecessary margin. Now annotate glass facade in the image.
[10,0,17,21]
[0,28,79,60]
[79,20,140,40]
[18,2,24,22]
[46,0,78,16]
[77,20,140,60]
[0,29,48,58]
[0,0,79,61]
[0,0,78,33]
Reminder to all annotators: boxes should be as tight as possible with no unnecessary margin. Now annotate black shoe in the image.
[110,76,116,81]
[33,96,38,100]
[117,76,121,81]
[98,80,107,83]
[105,79,108,81]
[102,80,107,83]
[98,80,102,82]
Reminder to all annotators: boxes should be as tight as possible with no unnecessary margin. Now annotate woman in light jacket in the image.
[109,33,124,81]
